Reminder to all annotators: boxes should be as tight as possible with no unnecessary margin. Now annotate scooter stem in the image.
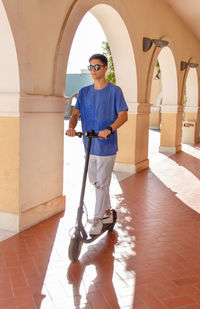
[76,136,92,233]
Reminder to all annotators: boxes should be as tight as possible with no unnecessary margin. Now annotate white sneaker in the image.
[88,211,113,225]
[89,218,103,235]
[87,211,113,224]
[102,211,113,224]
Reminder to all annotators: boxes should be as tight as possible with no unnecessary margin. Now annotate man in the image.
[66,53,128,235]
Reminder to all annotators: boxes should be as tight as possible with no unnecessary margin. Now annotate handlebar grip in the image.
[66,130,99,138]
[75,131,99,138]
[65,130,82,137]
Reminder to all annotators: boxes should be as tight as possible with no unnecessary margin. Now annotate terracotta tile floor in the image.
[0,126,200,309]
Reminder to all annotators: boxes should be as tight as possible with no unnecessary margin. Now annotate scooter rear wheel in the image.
[68,235,82,262]
[108,209,117,231]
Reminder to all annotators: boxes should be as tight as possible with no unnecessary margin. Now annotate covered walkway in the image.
[0,125,200,309]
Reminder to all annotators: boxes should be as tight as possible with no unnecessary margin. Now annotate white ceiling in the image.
[163,0,200,41]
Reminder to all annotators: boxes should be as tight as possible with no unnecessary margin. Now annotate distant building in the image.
[65,71,93,97]
[65,71,93,117]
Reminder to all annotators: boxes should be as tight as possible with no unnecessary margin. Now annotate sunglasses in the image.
[88,64,106,71]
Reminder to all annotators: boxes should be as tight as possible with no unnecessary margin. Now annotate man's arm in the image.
[66,108,80,137]
[98,110,128,139]
[109,110,128,131]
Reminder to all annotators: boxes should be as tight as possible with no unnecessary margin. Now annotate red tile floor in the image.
[0,125,200,309]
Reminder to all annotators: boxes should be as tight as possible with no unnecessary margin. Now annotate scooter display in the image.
[66,130,117,262]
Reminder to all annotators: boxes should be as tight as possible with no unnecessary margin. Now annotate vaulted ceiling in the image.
[163,0,200,41]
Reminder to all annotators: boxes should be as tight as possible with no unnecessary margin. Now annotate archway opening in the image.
[0,1,19,93]
[63,3,138,172]
[148,46,178,159]
[0,1,19,106]
[149,59,163,158]
[158,47,178,108]
[65,12,106,118]
[182,67,199,144]
[90,4,137,102]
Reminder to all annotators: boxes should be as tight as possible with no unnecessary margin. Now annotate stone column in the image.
[0,94,66,233]
[115,102,151,173]
[159,104,183,154]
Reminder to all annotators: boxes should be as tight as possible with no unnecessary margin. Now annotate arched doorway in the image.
[149,60,162,131]
[158,47,180,154]
[54,2,137,103]
[90,4,137,102]
[0,1,19,96]
[148,45,180,158]
[158,47,181,153]
[54,1,138,165]
[182,65,199,144]
[148,59,163,159]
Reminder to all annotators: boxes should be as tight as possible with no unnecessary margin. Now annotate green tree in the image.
[102,41,116,84]
[155,59,161,79]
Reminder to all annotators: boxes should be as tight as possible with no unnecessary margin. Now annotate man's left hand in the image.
[98,129,111,139]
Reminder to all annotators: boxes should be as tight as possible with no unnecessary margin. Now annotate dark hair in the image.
[89,53,108,66]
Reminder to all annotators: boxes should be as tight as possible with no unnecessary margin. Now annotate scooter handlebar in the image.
[75,130,99,138]
[66,129,111,138]
[65,130,99,138]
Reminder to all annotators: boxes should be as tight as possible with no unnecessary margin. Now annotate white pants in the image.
[88,154,116,218]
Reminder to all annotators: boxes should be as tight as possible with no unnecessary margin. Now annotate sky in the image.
[67,12,106,73]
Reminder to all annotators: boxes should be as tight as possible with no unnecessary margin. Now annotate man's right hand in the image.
[66,128,76,137]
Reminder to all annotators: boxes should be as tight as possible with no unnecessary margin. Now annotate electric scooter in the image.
[66,130,117,262]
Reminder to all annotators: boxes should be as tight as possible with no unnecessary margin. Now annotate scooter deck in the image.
[83,222,116,243]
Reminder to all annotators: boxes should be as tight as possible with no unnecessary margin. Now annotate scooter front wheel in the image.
[108,222,116,231]
[68,235,83,262]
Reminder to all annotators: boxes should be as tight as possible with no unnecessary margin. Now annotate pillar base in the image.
[0,211,19,233]
[135,159,149,172]
[20,195,66,231]
[0,195,65,234]
[114,159,149,177]
[159,145,182,154]
[114,162,136,180]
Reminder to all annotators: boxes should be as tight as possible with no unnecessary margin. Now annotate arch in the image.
[53,0,137,103]
[90,4,137,102]
[185,67,198,109]
[147,44,179,153]
[181,60,199,144]
[0,1,19,93]
[147,45,178,112]
[158,46,178,108]
[146,39,178,106]
[2,0,34,94]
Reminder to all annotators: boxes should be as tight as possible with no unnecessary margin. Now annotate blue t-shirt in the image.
[75,82,128,156]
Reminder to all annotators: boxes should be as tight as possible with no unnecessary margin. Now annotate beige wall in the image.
[20,113,64,212]
[117,114,136,163]
[0,116,19,213]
